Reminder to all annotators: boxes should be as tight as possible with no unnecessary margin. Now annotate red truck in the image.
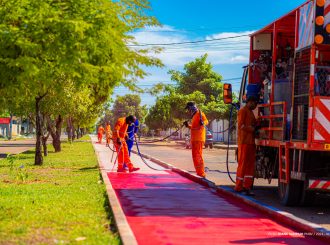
[224,0,330,206]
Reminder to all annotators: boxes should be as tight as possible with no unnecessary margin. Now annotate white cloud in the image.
[131,27,254,66]
[230,55,248,63]
[131,25,188,45]
[206,31,253,41]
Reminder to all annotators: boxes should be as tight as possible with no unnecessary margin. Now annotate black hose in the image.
[226,104,237,184]
[134,135,165,171]
[107,143,117,152]
[140,126,183,143]
[106,130,176,171]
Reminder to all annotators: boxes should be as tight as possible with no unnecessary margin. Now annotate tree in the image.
[145,89,205,130]
[0,0,162,165]
[169,54,229,122]
[146,54,230,130]
[101,94,147,126]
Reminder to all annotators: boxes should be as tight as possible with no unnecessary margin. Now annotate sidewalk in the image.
[92,137,327,245]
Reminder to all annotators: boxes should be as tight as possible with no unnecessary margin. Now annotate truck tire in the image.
[300,189,316,206]
[278,179,303,206]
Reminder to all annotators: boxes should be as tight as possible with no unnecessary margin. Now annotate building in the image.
[0,117,10,138]
[0,116,31,138]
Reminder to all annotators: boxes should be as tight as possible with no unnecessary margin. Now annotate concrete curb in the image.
[213,144,237,150]
[133,150,330,244]
[92,142,138,245]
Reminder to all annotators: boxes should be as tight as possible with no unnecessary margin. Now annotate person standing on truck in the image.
[235,96,258,196]
[183,102,209,178]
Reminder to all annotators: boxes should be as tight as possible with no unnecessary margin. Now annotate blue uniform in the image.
[126,119,139,155]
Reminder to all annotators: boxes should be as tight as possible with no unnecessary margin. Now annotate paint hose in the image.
[226,104,238,184]
[134,135,165,171]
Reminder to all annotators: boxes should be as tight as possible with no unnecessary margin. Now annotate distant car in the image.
[184,130,214,149]
[185,133,190,149]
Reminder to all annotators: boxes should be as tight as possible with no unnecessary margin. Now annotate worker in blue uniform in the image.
[126,117,139,156]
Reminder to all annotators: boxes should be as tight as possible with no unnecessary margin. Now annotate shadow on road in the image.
[0,153,7,158]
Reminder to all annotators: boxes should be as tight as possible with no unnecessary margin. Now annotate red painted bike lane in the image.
[108,171,327,245]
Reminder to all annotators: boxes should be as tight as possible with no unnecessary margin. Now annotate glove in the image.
[116,138,122,145]
[183,120,189,127]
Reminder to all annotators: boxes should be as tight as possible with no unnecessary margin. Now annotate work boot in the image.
[198,173,206,178]
[242,189,255,196]
[129,167,140,173]
[117,168,127,173]
[234,188,243,193]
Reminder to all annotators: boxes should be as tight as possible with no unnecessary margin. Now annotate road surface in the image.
[137,140,330,231]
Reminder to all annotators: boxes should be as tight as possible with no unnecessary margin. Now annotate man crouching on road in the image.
[235,96,258,196]
[113,115,140,173]
[183,102,209,178]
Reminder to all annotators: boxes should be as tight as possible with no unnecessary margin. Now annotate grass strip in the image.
[0,140,120,244]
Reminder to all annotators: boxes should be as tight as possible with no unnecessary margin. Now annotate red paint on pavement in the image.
[107,172,327,245]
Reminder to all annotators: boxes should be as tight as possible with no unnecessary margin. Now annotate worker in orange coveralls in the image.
[183,102,209,178]
[113,115,140,173]
[105,122,112,147]
[235,96,258,196]
[97,124,105,144]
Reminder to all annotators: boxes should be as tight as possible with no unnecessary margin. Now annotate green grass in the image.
[0,140,120,244]
[77,135,92,141]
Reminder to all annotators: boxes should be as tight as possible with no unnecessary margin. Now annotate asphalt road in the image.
[0,139,36,158]
[137,140,330,231]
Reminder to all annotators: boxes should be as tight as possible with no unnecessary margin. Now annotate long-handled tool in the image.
[110,142,116,163]
[111,142,122,171]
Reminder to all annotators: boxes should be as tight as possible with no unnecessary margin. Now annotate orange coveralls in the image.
[188,111,209,177]
[113,117,135,171]
[105,125,112,145]
[97,126,105,143]
[235,106,256,191]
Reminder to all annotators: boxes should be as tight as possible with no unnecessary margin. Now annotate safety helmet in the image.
[126,115,136,125]
[185,101,196,111]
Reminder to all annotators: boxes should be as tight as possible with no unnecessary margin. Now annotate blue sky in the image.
[114,0,306,106]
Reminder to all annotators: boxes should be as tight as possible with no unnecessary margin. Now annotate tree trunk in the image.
[42,133,50,156]
[47,115,63,152]
[35,97,43,165]
[53,115,62,152]
[66,117,72,143]
[71,123,76,141]
[76,125,80,139]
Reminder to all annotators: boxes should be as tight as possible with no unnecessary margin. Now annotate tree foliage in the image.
[146,54,231,130]
[101,94,147,127]
[0,0,162,164]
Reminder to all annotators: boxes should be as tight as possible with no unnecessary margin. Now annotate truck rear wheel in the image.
[278,179,303,206]
[300,185,316,206]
